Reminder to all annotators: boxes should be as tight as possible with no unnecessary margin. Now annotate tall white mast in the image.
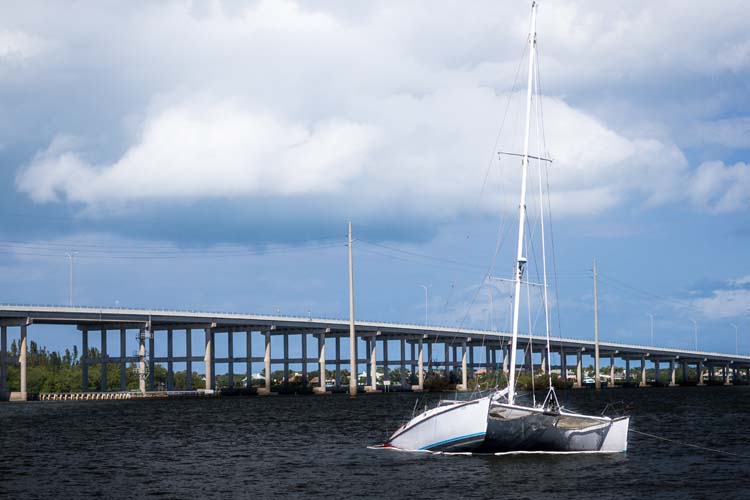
[508,1,537,405]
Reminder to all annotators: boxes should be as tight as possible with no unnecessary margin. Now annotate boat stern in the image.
[600,416,630,453]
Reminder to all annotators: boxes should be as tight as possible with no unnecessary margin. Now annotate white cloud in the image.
[16,90,688,219]
[692,289,750,320]
[5,0,747,220]
[686,161,750,214]
[0,29,46,61]
[690,276,750,320]
[17,99,377,204]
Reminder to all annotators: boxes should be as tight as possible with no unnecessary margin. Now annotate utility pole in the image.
[65,251,78,306]
[348,221,357,398]
[593,258,600,390]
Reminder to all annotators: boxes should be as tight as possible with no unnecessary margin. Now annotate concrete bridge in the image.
[2,304,749,400]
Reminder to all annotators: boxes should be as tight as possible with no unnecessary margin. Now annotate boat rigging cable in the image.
[629,429,750,459]
[471,41,530,233]
[431,34,531,380]
[435,20,558,393]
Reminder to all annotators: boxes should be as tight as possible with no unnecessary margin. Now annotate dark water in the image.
[2,387,750,499]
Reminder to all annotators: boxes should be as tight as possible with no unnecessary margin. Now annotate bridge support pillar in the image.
[82,328,89,392]
[335,336,341,389]
[166,329,173,391]
[723,365,731,385]
[313,331,326,395]
[19,324,27,400]
[444,343,450,380]
[452,344,458,379]
[185,328,193,390]
[364,338,370,386]
[427,342,432,376]
[228,330,234,389]
[100,328,107,392]
[246,331,253,388]
[697,361,705,386]
[366,335,377,392]
[119,328,127,390]
[149,327,156,391]
[681,361,688,385]
[259,330,272,395]
[468,343,475,380]
[609,353,615,387]
[574,350,583,389]
[500,346,507,376]
[669,359,677,387]
[301,333,307,382]
[560,350,567,383]
[383,338,389,387]
[457,340,468,391]
[204,328,213,391]
[625,358,631,383]
[540,348,547,374]
[1,326,7,393]
[653,360,660,386]
[283,333,289,391]
[639,355,647,387]
[138,328,146,394]
[410,341,416,382]
[400,336,407,389]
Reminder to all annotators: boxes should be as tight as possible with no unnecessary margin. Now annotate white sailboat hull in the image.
[483,402,629,453]
[385,396,491,452]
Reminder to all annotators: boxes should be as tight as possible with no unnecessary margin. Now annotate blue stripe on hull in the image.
[420,432,486,451]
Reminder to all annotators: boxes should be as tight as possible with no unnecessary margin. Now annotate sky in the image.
[1,0,749,360]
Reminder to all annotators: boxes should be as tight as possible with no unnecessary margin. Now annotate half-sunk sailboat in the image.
[384,1,629,454]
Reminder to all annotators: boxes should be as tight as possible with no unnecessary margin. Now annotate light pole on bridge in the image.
[730,323,739,355]
[418,284,431,326]
[647,313,654,346]
[65,251,78,306]
[689,318,698,351]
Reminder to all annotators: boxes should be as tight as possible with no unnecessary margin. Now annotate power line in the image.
[0,242,344,260]
[597,272,693,310]
[356,239,486,271]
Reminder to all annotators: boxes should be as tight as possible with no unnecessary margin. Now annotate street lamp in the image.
[65,251,78,306]
[730,323,739,355]
[647,313,654,346]
[689,318,698,351]
[418,284,431,325]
